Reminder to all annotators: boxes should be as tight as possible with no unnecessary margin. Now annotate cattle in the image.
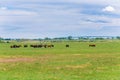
[66,44,69,48]
[30,45,34,47]
[24,45,28,48]
[30,44,54,48]
[38,45,43,48]
[89,44,96,47]
[51,44,54,47]
[47,44,54,48]
[10,45,21,48]
[30,44,44,48]
[43,44,47,48]
[30,44,40,48]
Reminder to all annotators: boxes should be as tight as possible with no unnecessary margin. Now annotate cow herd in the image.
[30,44,54,48]
[10,44,96,48]
[10,44,54,48]
[10,45,21,48]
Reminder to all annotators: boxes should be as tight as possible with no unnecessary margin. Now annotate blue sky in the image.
[0,0,120,38]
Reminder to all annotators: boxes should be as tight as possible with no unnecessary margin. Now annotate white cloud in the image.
[0,7,7,10]
[102,6,115,12]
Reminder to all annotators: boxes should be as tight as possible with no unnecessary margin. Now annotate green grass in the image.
[0,41,120,80]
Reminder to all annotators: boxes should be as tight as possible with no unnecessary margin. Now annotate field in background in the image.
[0,40,120,80]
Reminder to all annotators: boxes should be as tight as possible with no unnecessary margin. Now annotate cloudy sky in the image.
[0,0,120,38]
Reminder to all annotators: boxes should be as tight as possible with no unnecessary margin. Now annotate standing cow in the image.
[66,44,69,48]
[24,45,28,48]
[89,44,96,47]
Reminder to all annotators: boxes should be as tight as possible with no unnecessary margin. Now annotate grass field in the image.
[0,41,120,80]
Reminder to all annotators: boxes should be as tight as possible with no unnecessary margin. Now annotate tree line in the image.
[0,36,120,42]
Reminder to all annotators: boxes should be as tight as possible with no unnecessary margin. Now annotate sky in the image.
[0,0,120,38]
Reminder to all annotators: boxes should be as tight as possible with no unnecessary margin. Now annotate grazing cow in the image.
[31,45,38,48]
[30,44,54,48]
[66,44,69,48]
[30,44,43,48]
[24,45,28,48]
[47,44,54,48]
[51,44,54,47]
[30,45,34,47]
[89,44,96,47]
[38,45,43,48]
[43,44,47,48]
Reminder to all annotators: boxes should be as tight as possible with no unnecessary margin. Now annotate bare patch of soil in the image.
[65,63,92,69]
[0,57,35,63]
[55,62,92,70]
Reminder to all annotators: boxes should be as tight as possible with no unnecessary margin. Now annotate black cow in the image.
[24,45,28,48]
[66,44,69,48]
[30,44,54,48]
[30,44,43,48]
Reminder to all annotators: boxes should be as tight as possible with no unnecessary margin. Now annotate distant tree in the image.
[38,38,43,41]
[68,36,72,40]
[95,38,104,40]
[44,37,51,40]
[0,37,3,43]
[116,36,120,39]
[4,38,12,40]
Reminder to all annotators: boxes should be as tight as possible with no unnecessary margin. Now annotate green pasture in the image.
[0,41,120,80]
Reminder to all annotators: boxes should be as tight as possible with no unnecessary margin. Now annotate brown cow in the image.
[89,44,96,47]
[47,44,54,48]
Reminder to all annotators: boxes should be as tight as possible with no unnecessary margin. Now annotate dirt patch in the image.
[116,64,120,66]
[53,62,92,70]
[72,54,83,56]
[96,66,108,70]
[0,54,55,63]
[0,57,35,63]
[65,62,92,69]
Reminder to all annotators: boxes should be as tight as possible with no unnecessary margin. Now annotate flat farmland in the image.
[0,41,120,80]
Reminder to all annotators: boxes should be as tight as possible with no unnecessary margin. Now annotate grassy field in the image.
[0,41,120,80]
